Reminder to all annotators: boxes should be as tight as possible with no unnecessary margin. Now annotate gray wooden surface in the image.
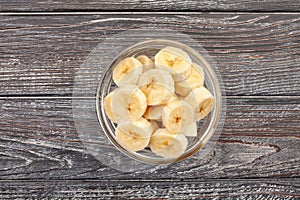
[0,6,299,200]
[0,179,298,199]
[0,97,299,180]
[1,14,299,97]
[0,0,300,11]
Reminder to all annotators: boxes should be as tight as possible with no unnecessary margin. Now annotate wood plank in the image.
[0,179,298,199]
[0,97,298,179]
[0,14,299,96]
[0,1,300,12]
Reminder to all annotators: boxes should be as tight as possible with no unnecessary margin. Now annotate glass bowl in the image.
[96,39,223,165]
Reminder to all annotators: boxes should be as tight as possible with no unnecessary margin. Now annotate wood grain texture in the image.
[0,12,299,199]
[0,179,299,199]
[0,0,300,12]
[0,14,299,96]
[0,97,298,180]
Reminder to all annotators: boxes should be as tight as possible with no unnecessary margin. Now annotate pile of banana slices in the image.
[104,46,214,159]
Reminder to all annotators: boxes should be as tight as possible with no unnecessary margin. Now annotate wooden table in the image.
[0,1,299,199]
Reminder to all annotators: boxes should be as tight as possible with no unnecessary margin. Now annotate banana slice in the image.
[137,69,175,106]
[143,105,163,121]
[150,120,159,133]
[175,63,205,97]
[184,122,197,137]
[112,84,147,122]
[144,94,181,121]
[144,94,180,121]
[185,87,214,121]
[162,100,194,134]
[137,55,154,72]
[155,46,192,82]
[103,91,117,123]
[160,93,179,106]
[145,120,160,148]
[112,57,143,86]
[116,118,153,152]
[149,128,188,158]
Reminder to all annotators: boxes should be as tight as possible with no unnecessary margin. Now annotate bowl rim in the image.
[96,39,223,165]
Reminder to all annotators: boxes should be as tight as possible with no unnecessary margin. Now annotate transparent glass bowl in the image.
[96,39,223,165]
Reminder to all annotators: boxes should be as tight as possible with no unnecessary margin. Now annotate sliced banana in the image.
[137,55,154,72]
[116,118,153,152]
[112,84,147,122]
[175,63,205,97]
[103,47,214,158]
[150,120,159,133]
[149,128,188,158]
[143,105,163,121]
[144,94,180,121]
[137,69,174,106]
[160,93,179,106]
[162,100,194,134]
[185,87,214,121]
[112,57,143,86]
[155,46,192,82]
[103,91,117,123]
[184,122,197,137]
